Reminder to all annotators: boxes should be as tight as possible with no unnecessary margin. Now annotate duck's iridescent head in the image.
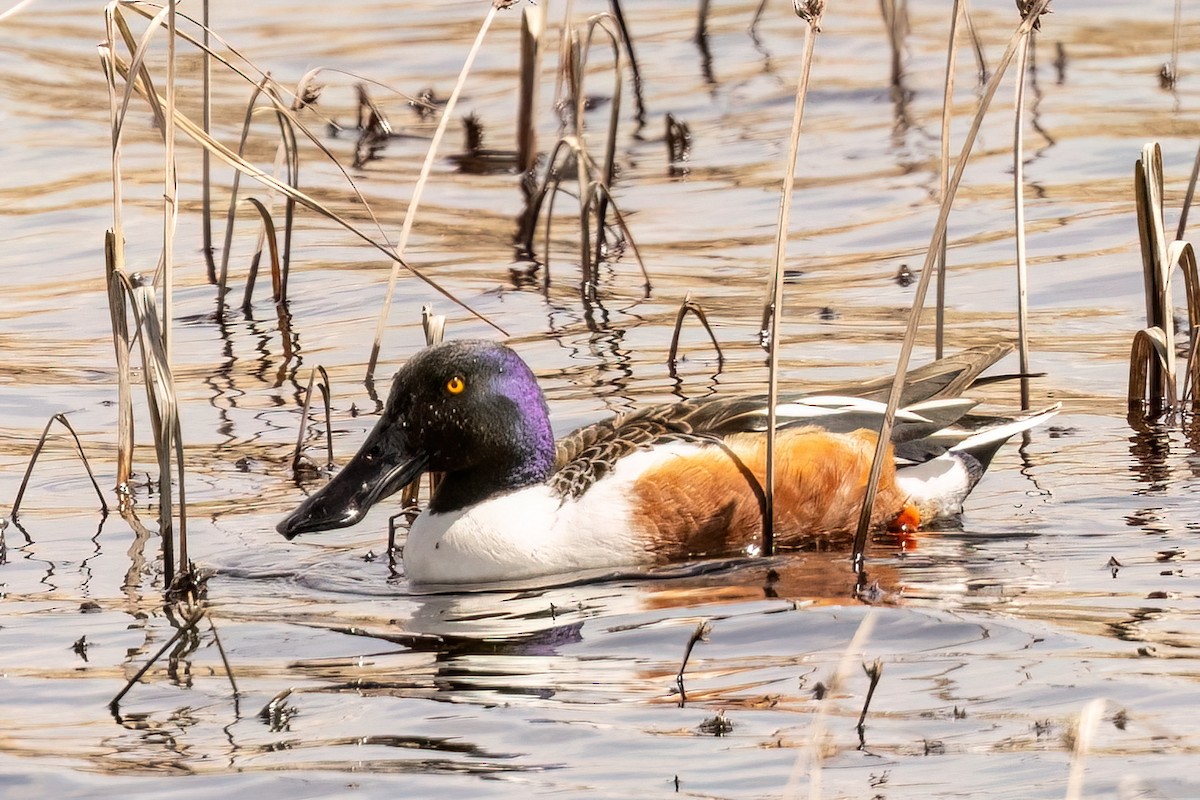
[278,339,555,539]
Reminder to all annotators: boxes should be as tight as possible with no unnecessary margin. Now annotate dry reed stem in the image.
[675,620,712,706]
[220,76,272,296]
[291,366,332,474]
[10,414,110,519]
[1064,698,1106,800]
[102,4,190,573]
[581,14,625,263]
[605,0,646,125]
[1169,241,1200,403]
[1167,0,1182,87]
[163,0,177,362]
[764,2,823,559]
[105,4,501,335]
[201,0,214,283]
[783,610,879,800]
[205,614,240,703]
[518,5,545,176]
[962,1,989,82]
[851,0,1054,570]
[1177,141,1200,240]
[105,232,135,487]
[0,0,37,22]
[588,181,650,291]
[935,0,964,358]
[110,605,205,711]
[367,3,504,380]
[112,272,188,584]
[1133,143,1176,411]
[1013,29,1032,409]
[239,197,283,308]
[1128,328,1174,410]
[668,294,724,368]
[855,657,884,738]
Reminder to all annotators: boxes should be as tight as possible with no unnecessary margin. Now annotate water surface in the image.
[2,1,1199,797]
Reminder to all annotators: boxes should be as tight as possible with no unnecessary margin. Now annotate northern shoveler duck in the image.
[278,339,1056,585]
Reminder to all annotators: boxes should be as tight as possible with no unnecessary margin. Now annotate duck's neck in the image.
[428,412,556,515]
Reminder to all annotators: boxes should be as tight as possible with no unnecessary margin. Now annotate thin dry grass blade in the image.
[291,365,332,474]
[962,0,989,83]
[219,75,272,299]
[162,0,177,361]
[110,606,205,711]
[102,24,503,337]
[239,197,283,309]
[783,610,879,800]
[851,0,1055,570]
[205,614,240,703]
[935,0,964,358]
[201,0,215,283]
[1176,141,1200,240]
[367,3,505,380]
[1013,30,1033,409]
[10,414,110,519]
[1065,699,1106,800]
[764,1,824,559]
[105,232,135,487]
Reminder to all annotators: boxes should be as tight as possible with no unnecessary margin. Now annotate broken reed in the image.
[1129,142,1200,414]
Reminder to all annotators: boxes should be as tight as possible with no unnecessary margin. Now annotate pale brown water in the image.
[2,1,1199,797]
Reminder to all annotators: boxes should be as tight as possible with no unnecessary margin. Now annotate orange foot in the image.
[888,503,921,550]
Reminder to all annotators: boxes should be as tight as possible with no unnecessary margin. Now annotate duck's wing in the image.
[894,404,1060,470]
[845,342,1014,405]
[548,396,979,499]
[549,343,1018,499]
[550,410,711,499]
[633,343,1013,436]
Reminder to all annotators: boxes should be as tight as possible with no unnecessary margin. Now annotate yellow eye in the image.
[446,375,466,395]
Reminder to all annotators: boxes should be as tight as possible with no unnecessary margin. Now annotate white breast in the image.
[401,444,704,585]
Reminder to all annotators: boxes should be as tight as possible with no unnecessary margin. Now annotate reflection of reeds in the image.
[517,13,651,305]
[783,610,878,798]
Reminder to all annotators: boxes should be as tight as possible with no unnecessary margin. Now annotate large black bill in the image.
[277,435,428,540]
